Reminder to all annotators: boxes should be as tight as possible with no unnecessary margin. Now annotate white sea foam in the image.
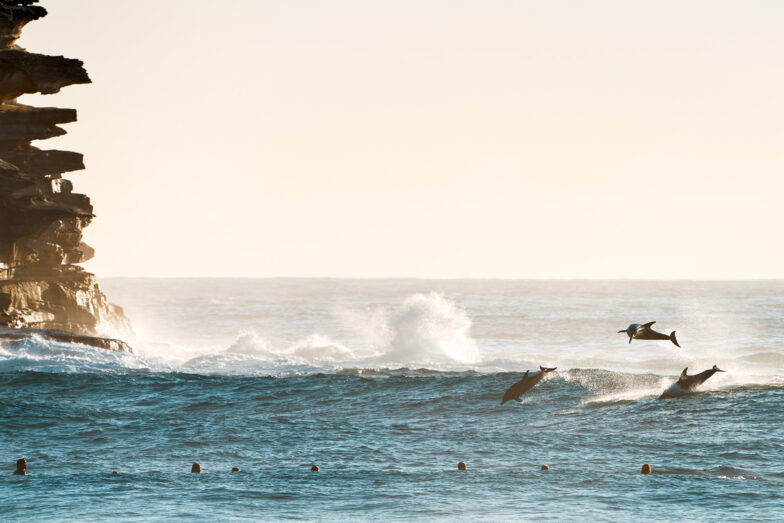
[380,292,480,364]
[2,280,784,386]
[0,292,483,375]
[0,335,152,374]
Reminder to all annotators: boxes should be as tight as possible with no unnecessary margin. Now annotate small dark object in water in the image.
[311,465,320,472]
[191,462,201,473]
[541,464,549,471]
[13,458,26,475]
[232,467,240,472]
[457,461,467,471]
[641,463,652,474]
[112,471,118,475]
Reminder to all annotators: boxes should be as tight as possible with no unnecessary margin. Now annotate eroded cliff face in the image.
[0,1,132,350]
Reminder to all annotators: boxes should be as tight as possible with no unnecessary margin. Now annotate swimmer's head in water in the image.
[14,458,27,475]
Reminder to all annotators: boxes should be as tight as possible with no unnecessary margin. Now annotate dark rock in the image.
[0,1,46,48]
[0,1,132,348]
[0,103,76,142]
[0,157,18,172]
[0,49,90,101]
[1,146,85,176]
[0,268,132,338]
[0,326,132,352]
[0,103,76,124]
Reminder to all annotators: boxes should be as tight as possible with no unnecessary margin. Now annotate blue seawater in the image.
[1,279,783,521]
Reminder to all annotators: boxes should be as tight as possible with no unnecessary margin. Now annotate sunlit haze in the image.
[18,0,784,278]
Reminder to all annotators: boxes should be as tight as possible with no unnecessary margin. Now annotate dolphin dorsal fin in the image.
[521,370,529,380]
[680,367,688,380]
[643,321,656,328]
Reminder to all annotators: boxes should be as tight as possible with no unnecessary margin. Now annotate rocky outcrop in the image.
[0,326,131,352]
[0,1,132,349]
[0,1,45,49]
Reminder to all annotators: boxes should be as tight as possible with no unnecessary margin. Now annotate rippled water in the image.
[1,279,783,520]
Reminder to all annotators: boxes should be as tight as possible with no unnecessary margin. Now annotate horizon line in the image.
[99,275,784,282]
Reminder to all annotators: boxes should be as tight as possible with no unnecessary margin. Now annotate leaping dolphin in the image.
[501,366,557,405]
[618,321,680,347]
[659,365,725,399]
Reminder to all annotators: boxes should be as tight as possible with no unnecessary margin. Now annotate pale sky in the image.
[17,0,784,278]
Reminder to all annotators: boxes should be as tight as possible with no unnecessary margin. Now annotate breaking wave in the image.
[1,290,783,403]
[382,292,480,364]
[0,292,482,375]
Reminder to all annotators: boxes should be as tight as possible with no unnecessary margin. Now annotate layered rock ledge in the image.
[0,326,131,352]
[1,0,132,351]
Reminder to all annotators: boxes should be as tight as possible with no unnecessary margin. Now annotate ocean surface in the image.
[1,279,783,521]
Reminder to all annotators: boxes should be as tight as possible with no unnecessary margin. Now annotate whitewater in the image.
[2,279,783,520]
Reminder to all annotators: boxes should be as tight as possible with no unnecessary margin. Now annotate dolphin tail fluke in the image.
[670,331,680,348]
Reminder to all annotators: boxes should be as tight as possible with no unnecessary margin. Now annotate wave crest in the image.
[381,292,480,364]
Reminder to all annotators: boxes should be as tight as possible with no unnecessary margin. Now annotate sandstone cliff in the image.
[0,0,132,351]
